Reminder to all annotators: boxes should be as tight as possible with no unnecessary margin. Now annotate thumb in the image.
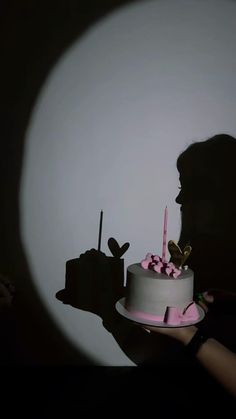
[202,290,214,303]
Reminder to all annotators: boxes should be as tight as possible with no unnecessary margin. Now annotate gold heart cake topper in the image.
[168,240,192,268]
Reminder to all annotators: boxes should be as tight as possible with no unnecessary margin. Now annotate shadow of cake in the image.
[56,238,129,320]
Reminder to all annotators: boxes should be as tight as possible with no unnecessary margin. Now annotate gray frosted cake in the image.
[124,244,199,325]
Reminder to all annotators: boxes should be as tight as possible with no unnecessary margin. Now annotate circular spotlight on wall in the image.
[20,0,236,365]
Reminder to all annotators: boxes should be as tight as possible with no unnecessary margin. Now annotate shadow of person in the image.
[56,238,128,330]
[57,134,236,349]
[176,133,236,296]
[176,133,236,353]
[55,134,236,409]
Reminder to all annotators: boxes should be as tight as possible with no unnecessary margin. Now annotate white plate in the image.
[115,297,205,328]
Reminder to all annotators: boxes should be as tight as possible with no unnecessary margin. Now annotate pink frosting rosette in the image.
[141,253,181,278]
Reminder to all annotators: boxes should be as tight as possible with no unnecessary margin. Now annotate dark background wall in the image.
[1,2,139,415]
[0,0,134,365]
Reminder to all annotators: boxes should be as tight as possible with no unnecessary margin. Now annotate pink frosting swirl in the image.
[141,253,181,278]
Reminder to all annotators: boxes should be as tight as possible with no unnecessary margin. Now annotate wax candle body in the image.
[162,206,168,262]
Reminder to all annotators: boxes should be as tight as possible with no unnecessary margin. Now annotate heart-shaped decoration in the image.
[181,245,192,266]
[108,237,130,258]
[168,240,192,268]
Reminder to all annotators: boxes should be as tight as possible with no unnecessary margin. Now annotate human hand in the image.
[204,288,236,313]
[142,324,197,345]
[197,288,236,314]
[196,291,212,313]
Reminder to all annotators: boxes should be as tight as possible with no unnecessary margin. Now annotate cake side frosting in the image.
[125,263,198,325]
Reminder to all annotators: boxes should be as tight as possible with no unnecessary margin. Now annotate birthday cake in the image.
[124,238,200,326]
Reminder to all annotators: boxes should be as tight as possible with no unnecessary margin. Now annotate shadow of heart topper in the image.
[97,211,130,258]
[108,237,130,258]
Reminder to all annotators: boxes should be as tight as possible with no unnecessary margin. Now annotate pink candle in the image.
[162,206,168,262]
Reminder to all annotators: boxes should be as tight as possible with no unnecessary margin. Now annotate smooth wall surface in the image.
[20,0,236,365]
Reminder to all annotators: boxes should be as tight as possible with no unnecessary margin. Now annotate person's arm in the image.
[145,324,236,398]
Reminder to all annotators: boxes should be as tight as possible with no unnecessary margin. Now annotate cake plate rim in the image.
[115,297,205,328]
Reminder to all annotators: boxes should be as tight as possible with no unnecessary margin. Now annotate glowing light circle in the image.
[20,0,236,364]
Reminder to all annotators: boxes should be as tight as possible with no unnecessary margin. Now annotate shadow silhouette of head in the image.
[175,133,236,293]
